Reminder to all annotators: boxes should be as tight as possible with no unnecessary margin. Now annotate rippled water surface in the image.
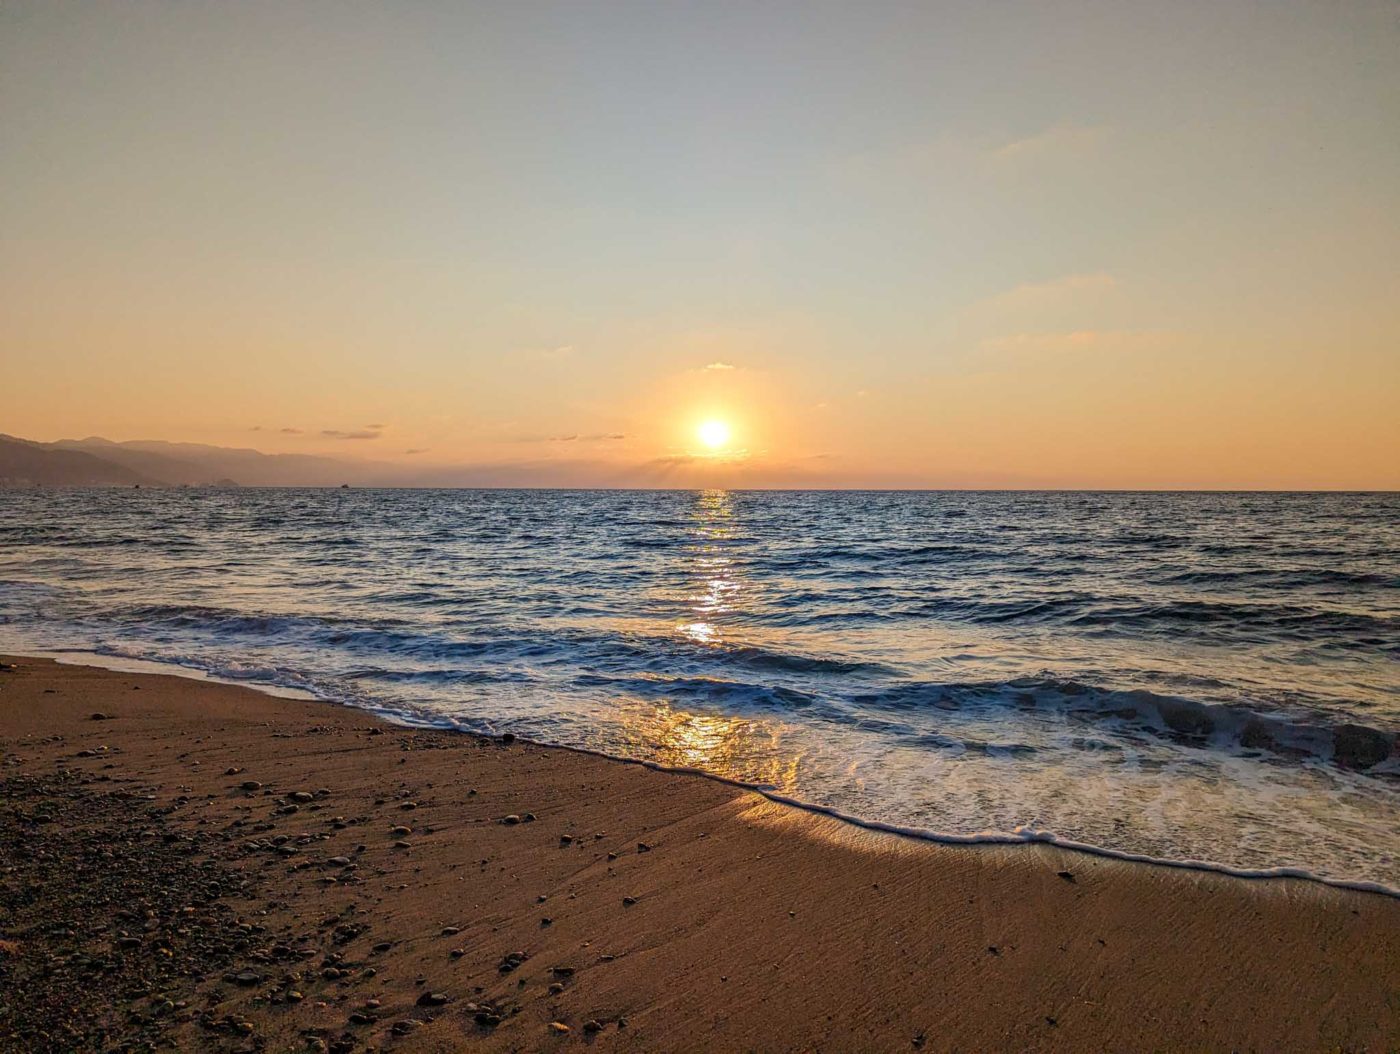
[2,489,1396,885]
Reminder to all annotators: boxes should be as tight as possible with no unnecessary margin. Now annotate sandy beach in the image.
[1,654,1395,1053]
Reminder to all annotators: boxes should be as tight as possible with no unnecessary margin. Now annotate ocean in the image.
[2,488,1396,888]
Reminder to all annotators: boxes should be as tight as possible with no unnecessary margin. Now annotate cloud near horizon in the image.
[321,428,383,440]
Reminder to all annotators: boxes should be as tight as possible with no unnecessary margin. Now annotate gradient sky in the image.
[3,1,1397,488]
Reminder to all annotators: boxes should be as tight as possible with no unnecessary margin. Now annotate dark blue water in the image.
[1,488,1396,886]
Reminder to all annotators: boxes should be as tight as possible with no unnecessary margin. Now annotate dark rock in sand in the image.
[416,991,449,1007]
[240,780,262,791]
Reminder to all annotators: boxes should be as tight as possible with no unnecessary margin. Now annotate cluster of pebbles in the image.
[2,720,646,1053]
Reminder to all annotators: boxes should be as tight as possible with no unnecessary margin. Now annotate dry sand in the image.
[1,654,1396,1053]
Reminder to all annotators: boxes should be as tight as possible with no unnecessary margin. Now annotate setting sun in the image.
[697,419,731,450]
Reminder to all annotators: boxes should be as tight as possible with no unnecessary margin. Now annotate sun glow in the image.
[697,419,731,450]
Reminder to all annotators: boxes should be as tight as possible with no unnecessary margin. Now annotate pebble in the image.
[240,780,262,791]
[549,1022,569,1034]
[416,992,449,1007]
[1056,870,1076,883]
[440,926,461,936]
[290,791,314,803]
[501,814,522,826]
[390,825,412,837]
[548,982,565,995]
[399,802,417,811]
[637,842,652,853]
[584,1019,603,1033]
[622,896,638,906]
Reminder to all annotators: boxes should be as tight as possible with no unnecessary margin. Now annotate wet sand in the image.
[1,654,1396,1053]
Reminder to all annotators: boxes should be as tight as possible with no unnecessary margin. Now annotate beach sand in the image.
[1,654,1395,1053]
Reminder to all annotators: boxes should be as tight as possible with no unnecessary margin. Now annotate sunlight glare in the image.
[697,419,731,450]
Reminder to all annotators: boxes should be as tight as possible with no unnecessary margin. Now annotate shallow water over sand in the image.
[2,488,1396,885]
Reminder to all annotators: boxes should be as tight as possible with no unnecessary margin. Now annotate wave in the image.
[853,676,1397,772]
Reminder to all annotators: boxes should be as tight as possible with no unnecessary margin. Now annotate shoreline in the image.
[2,653,1397,1052]
[34,646,1400,900]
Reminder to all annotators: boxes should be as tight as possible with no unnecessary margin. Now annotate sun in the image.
[697,419,731,450]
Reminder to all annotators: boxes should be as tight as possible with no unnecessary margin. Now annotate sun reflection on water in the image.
[617,699,801,792]
[677,489,745,647]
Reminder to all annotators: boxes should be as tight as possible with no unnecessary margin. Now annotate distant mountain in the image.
[0,434,161,487]
[49,437,376,487]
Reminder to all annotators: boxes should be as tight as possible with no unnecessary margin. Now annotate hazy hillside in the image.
[49,437,375,487]
[0,435,161,487]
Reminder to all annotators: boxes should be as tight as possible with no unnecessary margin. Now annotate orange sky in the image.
[3,3,1397,488]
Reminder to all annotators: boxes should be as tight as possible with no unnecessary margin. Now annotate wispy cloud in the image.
[986,272,1117,306]
[322,428,383,440]
[703,361,736,371]
[280,427,304,435]
[404,448,429,455]
[991,124,1107,161]
[980,329,1171,354]
[547,433,627,443]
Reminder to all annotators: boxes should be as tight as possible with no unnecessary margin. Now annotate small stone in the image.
[390,825,412,836]
[290,791,314,803]
[233,971,260,987]
[90,712,111,721]
[440,926,461,936]
[393,840,412,850]
[1056,870,1076,883]
[416,991,449,1007]
[583,1019,603,1033]
[399,801,418,810]
[549,1022,569,1034]
[637,842,651,853]
[622,896,638,906]
[500,732,516,744]
[548,982,565,995]
[372,941,393,954]
[551,966,575,977]
[240,780,262,791]
[501,814,522,826]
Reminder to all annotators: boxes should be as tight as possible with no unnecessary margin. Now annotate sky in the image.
[3,1,1397,488]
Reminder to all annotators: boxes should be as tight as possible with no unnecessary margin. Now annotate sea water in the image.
[1,488,1395,887]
